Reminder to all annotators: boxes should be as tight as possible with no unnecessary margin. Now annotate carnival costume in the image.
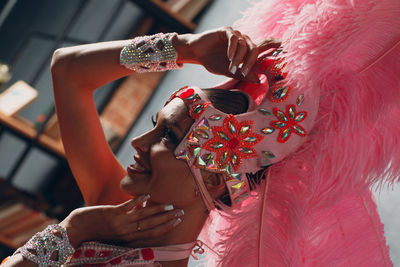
[8,0,400,266]
[113,0,400,265]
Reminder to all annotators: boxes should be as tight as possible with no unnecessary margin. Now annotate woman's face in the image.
[120,98,198,207]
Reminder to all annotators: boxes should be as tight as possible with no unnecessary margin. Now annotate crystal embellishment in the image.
[296,94,304,106]
[217,131,229,141]
[258,109,271,116]
[263,151,275,159]
[209,114,222,121]
[211,143,224,149]
[273,86,289,99]
[190,102,211,119]
[196,118,210,131]
[244,136,257,142]
[195,129,209,139]
[261,127,275,135]
[240,125,250,135]
[269,85,291,103]
[239,147,253,154]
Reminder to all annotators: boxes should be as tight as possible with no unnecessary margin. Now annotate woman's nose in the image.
[130,130,154,153]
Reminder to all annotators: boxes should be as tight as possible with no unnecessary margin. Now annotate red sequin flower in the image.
[271,104,307,143]
[202,114,263,171]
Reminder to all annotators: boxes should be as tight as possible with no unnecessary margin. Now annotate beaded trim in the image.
[64,241,196,266]
[120,32,183,73]
[16,224,75,267]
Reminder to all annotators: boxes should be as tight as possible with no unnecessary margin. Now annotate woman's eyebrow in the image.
[166,117,182,132]
[157,111,180,131]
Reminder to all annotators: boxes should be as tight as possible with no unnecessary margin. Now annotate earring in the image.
[194,187,201,197]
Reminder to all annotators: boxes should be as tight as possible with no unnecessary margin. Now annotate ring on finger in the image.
[137,221,141,231]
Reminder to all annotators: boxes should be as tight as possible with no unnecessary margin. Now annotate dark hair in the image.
[202,88,249,115]
[201,89,268,207]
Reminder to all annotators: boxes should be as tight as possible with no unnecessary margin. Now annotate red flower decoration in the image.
[202,114,263,171]
[271,104,307,143]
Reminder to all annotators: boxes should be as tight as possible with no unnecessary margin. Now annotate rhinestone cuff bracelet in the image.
[120,32,183,73]
[15,224,75,267]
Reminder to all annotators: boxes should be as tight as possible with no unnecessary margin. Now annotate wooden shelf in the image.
[0,180,59,250]
[0,202,58,249]
[0,111,65,157]
[131,0,212,33]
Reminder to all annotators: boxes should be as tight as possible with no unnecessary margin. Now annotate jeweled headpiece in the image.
[170,52,319,210]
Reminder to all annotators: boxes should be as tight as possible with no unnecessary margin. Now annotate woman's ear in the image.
[200,170,226,198]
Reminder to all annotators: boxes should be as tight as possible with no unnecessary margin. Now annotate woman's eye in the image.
[151,115,157,126]
[162,128,179,145]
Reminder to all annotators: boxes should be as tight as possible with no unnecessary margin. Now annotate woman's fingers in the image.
[240,35,260,83]
[117,194,150,212]
[257,38,282,52]
[226,29,280,83]
[132,209,184,232]
[107,203,182,240]
[128,203,175,220]
[226,28,239,61]
[229,33,248,75]
[125,217,182,241]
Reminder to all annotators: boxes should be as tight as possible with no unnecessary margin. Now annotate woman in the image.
[4,0,400,265]
[2,27,283,267]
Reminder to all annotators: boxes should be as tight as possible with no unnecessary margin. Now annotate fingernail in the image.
[228,52,234,61]
[164,204,174,211]
[175,209,184,217]
[230,65,237,75]
[242,67,249,77]
[173,218,182,227]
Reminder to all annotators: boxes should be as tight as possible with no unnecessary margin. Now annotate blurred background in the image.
[0,0,398,265]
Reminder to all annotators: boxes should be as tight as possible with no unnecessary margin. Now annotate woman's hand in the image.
[60,195,183,248]
[175,27,281,83]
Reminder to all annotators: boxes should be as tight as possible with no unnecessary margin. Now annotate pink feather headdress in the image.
[170,53,319,210]
[199,0,400,266]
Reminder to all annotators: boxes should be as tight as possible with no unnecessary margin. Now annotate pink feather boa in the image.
[199,0,400,266]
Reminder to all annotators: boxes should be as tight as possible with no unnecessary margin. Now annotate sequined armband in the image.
[120,32,183,73]
[15,224,75,267]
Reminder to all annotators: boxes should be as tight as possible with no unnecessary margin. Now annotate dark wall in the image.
[0,0,143,194]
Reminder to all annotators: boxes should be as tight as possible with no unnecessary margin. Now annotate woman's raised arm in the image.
[51,41,134,206]
[50,27,278,206]
[50,36,191,205]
